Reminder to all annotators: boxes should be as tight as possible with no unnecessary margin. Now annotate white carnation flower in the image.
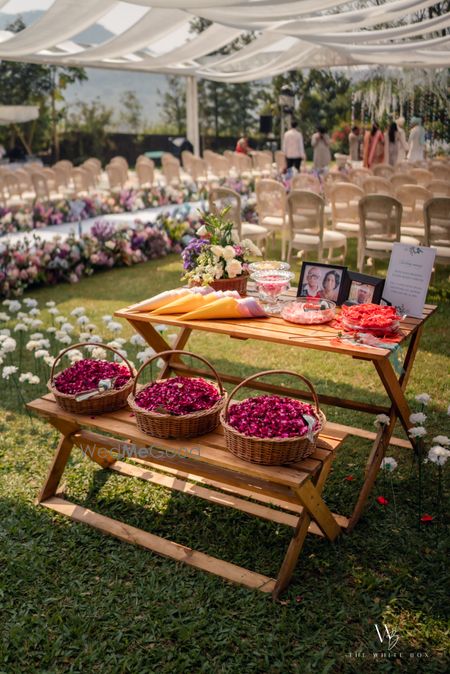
[60,322,74,334]
[30,320,43,329]
[408,426,426,438]
[45,301,56,308]
[211,245,225,258]
[55,316,67,324]
[374,414,390,426]
[101,314,112,323]
[14,323,28,332]
[91,347,106,360]
[70,307,86,317]
[432,435,450,446]
[48,307,59,316]
[410,412,427,424]
[0,312,10,321]
[2,365,18,379]
[381,457,398,472]
[23,298,38,308]
[107,321,122,334]
[130,334,147,347]
[68,349,83,362]
[77,316,89,326]
[1,337,16,353]
[8,301,21,313]
[427,445,450,466]
[28,308,40,317]
[415,393,431,405]
[35,349,50,359]
[30,332,43,339]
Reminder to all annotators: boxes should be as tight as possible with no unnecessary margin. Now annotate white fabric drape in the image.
[0,0,447,77]
[0,105,39,124]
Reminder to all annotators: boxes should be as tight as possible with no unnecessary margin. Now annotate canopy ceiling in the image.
[0,0,448,81]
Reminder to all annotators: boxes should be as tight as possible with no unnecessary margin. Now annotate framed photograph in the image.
[342,271,385,306]
[297,262,347,305]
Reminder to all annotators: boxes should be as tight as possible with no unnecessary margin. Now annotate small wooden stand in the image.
[29,394,346,598]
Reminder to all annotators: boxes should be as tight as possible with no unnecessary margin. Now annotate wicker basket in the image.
[128,350,226,438]
[48,342,134,415]
[208,274,248,296]
[220,370,326,465]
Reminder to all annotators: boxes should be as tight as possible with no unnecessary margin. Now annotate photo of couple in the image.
[299,264,343,302]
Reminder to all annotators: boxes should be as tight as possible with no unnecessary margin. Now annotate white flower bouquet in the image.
[181,207,261,290]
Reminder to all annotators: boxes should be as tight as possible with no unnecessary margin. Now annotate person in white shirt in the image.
[282,121,305,171]
[395,117,409,162]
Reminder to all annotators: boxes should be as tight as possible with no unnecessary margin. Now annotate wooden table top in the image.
[115,288,437,362]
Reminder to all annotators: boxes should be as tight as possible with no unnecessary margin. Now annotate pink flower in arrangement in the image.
[135,376,221,416]
[54,359,131,395]
[227,395,319,439]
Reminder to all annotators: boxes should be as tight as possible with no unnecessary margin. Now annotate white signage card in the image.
[382,243,436,318]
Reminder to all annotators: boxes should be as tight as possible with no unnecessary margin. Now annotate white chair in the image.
[358,195,420,271]
[395,184,432,240]
[427,180,450,197]
[391,173,417,190]
[373,164,395,179]
[409,168,433,187]
[209,186,268,247]
[292,173,321,194]
[424,197,450,266]
[136,162,154,188]
[256,179,288,259]
[287,190,347,263]
[362,176,394,197]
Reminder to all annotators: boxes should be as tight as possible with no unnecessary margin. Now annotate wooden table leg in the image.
[37,432,76,504]
[272,511,311,600]
[127,318,192,379]
[348,327,424,531]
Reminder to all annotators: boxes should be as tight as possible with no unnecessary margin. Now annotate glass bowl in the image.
[281,298,336,324]
[248,260,290,274]
[251,269,294,314]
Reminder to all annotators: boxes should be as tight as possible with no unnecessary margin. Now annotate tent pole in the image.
[186,75,200,156]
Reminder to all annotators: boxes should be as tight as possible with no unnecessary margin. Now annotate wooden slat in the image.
[294,481,341,541]
[324,420,412,449]
[128,455,350,534]
[108,459,299,528]
[41,496,276,592]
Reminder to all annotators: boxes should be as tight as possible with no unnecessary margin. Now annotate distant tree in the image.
[0,18,87,157]
[118,90,144,134]
[158,76,187,134]
[66,99,114,159]
[261,70,352,145]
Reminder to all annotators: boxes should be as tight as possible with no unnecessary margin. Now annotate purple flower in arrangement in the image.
[181,237,209,270]
[91,221,116,241]
[53,359,131,395]
[227,395,319,439]
[135,376,221,416]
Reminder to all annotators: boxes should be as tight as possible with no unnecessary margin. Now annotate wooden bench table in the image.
[28,394,347,599]
[115,290,437,531]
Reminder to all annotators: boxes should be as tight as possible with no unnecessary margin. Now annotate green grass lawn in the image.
[1,246,449,673]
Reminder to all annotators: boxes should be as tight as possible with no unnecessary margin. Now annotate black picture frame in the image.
[342,271,385,306]
[297,262,348,305]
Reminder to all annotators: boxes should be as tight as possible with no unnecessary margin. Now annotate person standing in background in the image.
[282,121,305,171]
[363,122,385,168]
[407,117,426,162]
[348,126,361,161]
[311,125,332,171]
[386,121,399,166]
[395,117,409,162]
[235,137,250,155]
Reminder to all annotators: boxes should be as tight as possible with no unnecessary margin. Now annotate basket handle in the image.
[223,370,320,420]
[132,349,224,397]
[50,341,134,383]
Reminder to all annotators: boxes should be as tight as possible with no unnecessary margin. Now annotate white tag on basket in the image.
[302,414,316,442]
[75,378,115,402]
